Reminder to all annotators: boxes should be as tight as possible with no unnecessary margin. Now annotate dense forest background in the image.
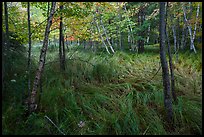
[2,2,202,135]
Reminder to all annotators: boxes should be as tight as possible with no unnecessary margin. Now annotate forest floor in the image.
[2,45,202,135]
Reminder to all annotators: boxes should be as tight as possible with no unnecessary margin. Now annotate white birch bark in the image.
[124,4,135,51]
[93,15,110,54]
[182,3,197,53]
[99,17,115,53]
[192,3,200,42]
[147,24,150,44]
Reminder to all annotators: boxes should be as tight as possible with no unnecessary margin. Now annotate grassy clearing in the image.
[2,45,202,135]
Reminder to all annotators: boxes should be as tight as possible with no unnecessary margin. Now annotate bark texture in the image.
[159,2,173,124]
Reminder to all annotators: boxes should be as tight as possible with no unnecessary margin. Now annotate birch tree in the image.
[192,3,200,42]
[29,2,56,113]
[182,2,197,53]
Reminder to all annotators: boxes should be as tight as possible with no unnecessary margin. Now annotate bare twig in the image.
[44,115,65,135]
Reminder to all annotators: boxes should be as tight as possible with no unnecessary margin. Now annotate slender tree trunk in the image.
[192,3,200,42]
[147,24,150,44]
[99,16,115,53]
[182,3,197,53]
[159,2,173,125]
[29,2,56,113]
[77,38,80,46]
[47,2,50,47]
[3,2,10,99]
[59,4,63,70]
[4,2,9,41]
[166,2,177,102]
[124,4,135,52]
[93,15,110,54]
[110,31,114,49]
[27,2,32,97]
[128,29,131,51]
[60,4,65,71]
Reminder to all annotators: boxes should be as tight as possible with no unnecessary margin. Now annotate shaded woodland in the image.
[2,2,202,135]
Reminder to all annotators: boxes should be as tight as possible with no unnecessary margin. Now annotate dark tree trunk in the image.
[60,4,66,71]
[59,4,65,71]
[166,2,177,102]
[29,2,56,113]
[47,3,50,48]
[159,2,173,125]
[27,2,32,97]
[4,2,9,41]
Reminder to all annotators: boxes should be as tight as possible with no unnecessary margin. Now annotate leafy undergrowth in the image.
[2,47,202,135]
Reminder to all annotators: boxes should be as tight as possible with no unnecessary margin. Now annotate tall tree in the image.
[192,3,200,42]
[165,2,177,102]
[182,2,197,53]
[159,2,173,125]
[93,11,111,54]
[29,2,56,113]
[27,2,32,97]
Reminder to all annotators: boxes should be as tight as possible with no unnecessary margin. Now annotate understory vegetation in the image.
[2,2,202,135]
[2,43,202,135]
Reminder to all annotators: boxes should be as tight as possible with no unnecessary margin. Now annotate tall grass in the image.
[2,46,202,135]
